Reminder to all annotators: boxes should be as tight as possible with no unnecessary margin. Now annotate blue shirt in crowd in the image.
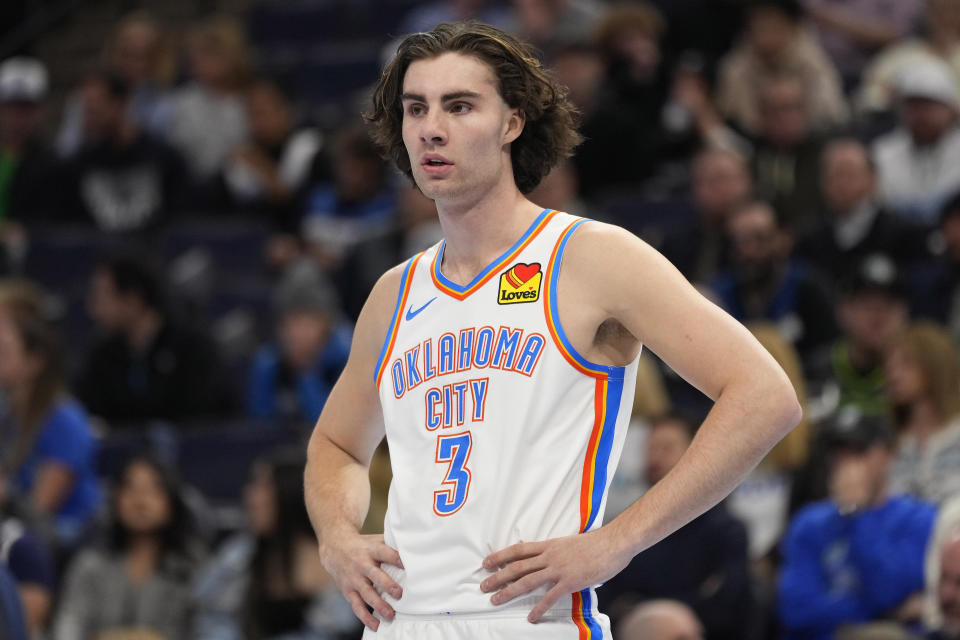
[247,324,352,423]
[13,400,102,539]
[778,494,936,640]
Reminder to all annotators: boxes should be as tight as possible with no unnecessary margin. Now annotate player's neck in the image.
[435,183,544,284]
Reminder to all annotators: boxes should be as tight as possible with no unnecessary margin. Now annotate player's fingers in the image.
[489,569,552,606]
[372,543,405,569]
[527,582,568,623]
[346,590,380,631]
[358,579,397,621]
[480,556,545,592]
[483,541,544,570]
[367,565,404,599]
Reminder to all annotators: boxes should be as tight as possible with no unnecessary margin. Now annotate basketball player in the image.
[304,22,801,639]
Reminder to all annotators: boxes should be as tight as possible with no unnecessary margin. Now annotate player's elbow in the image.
[765,373,803,438]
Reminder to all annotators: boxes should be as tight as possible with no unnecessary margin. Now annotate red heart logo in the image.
[512,263,541,284]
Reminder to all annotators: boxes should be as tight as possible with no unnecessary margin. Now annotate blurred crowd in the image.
[3,0,960,638]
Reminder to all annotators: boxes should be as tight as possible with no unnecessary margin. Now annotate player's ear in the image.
[502,108,525,145]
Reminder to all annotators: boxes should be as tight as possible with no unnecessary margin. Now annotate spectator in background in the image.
[659,51,750,169]
[913,193,960,334]
[248,270,350,425]
[75,254,232,424]
[0,281,101,543]
[57,12,174,157]
[794,257,908,514]
[804,0,924,91]
[334,183,441,320]
[885,322,960,504]
[857,0,960,116]
[223,79,326,230]
[0,56,59,230]
[616,599,705,640]
[799,138,931,282]
[873,59,960,226]
[749,72,828,232]
[166,15,250,184]
[593,4,668,150]
[808,255,908,418]
[716,0,848,135]
[711,200,837,358]
[600,415,751,640]
[594,3,666,97]
[61,71,186,233]
[0,464,55,636]
[53,455,202,640]
[661,147,751,285]
[550,41,656,198]
[779,409,936,640]
[301,124,396,270]
[511,0,602,59]
[192,450,356,639]
[928,533,960,639]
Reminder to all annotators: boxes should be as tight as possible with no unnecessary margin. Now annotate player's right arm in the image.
[304,264,405,631]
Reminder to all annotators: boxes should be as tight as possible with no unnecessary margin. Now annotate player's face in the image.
[401,52,523,205]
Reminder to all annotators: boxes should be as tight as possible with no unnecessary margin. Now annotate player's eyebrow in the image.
[400,91,482,103]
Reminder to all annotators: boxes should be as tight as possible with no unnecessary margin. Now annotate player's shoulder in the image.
[354,257,421,351]
[561,218,661,274]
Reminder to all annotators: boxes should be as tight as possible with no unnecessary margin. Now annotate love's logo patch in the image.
[498,262,542,305]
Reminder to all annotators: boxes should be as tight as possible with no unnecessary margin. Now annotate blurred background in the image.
[2,0,960,638]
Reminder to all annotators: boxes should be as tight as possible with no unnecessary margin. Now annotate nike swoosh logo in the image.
[406,297,437,321]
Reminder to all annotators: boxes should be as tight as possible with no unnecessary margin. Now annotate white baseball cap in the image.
[896,58,960,111]
[0,57,49,103]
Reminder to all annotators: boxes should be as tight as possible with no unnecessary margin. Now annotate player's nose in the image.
[419,108,447,145]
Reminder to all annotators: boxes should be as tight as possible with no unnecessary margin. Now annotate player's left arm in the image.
[481,221,802,622]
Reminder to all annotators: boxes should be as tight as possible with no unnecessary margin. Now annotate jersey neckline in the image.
[430,208,557,301]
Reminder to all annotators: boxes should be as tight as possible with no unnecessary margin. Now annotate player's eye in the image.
[406,104,425,116]
[450,102,472,114]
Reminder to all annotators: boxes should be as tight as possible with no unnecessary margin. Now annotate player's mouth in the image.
[421,154,454,176]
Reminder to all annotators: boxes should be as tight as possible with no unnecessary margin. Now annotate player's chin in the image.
[414,178,455,200]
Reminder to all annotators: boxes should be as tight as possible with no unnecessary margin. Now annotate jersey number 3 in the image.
[434,432,472,516]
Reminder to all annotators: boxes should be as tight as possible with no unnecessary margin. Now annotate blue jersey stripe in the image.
[585,375,624,531]
[374,256,416,384]
[580,588,604,638]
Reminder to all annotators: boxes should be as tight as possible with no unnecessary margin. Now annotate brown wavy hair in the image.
[364,21,583,194]
[887,322,960,430]
[0,281,66,474]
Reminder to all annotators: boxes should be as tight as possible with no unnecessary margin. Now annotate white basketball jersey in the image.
[374,209,640,635]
